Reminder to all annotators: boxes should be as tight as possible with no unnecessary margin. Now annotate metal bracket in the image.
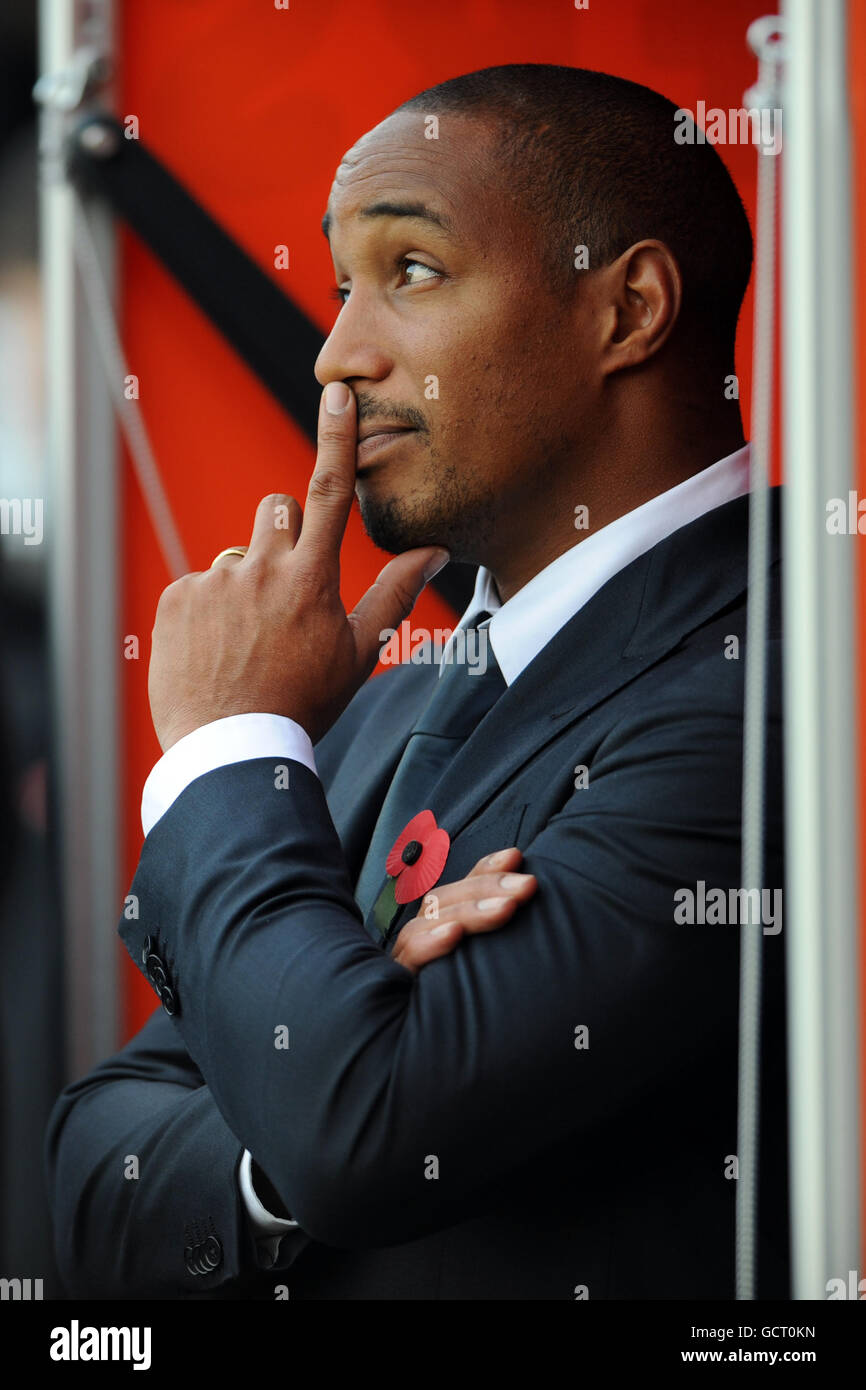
[744,15,787,111]
[34,42,113,186]
[33,47,111,112]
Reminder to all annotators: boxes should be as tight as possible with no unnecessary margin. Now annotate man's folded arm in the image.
[119,673,775,1251]
[44,1003,312,1298]
[138,710,319,1247]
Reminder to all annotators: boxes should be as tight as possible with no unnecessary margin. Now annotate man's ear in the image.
[597,240,682,377]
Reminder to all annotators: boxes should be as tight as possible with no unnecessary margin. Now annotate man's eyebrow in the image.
[321,201,455,240]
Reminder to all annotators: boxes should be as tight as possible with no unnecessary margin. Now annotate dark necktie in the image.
[354,614,505,936]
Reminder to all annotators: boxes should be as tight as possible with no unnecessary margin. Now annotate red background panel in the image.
[116,0,776,1042]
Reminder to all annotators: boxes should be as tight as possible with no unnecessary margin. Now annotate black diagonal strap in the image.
[68,114,325,439]
[354,616,504,933]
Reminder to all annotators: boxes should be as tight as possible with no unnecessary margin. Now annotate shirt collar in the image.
[442,442,752,685]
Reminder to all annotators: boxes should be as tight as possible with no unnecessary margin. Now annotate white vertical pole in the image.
[781,0,861,1299]
[37,0,120,1076]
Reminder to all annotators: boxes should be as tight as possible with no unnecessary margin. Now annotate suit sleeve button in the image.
[149,967,168,995]
[201,1235,222,1270]
[145,951,166,980]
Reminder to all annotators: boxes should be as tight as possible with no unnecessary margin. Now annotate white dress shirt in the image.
[139,441,751,1264]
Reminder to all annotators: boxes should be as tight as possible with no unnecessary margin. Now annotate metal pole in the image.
[37,0,120,1076]
[736,15,785,1301]
[781,0,861,1300]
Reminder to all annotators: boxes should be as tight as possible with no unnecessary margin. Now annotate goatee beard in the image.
[357,473,496,565]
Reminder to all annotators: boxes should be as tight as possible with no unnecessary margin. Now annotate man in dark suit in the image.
[45,64,788,1299]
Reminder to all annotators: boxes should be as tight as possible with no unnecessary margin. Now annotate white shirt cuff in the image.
[141,713,318,837]
[239,1148,300,1268]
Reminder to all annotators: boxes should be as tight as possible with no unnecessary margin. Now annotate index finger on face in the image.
[297,381,358,562]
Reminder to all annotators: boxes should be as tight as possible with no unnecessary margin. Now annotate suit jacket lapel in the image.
[319,663,437,885]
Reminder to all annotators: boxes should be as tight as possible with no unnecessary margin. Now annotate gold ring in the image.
[210,546,248,568]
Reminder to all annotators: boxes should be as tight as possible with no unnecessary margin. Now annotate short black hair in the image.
[395,64,753,365]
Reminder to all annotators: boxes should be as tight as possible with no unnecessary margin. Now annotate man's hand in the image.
[148,381,449,752]
[389,847,537,975]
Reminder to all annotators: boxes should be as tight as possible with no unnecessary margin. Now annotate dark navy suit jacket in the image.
[45,489,790,1299]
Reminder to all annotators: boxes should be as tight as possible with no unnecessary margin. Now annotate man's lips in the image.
[356,427,417,469]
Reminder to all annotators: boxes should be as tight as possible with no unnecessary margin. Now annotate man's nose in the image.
[314,301,390,387]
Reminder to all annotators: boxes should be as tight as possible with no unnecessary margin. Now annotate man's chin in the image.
[357,495,449,558]
[357,474,495,565]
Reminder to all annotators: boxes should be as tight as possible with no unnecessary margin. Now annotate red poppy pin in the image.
[370,810,450,939]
